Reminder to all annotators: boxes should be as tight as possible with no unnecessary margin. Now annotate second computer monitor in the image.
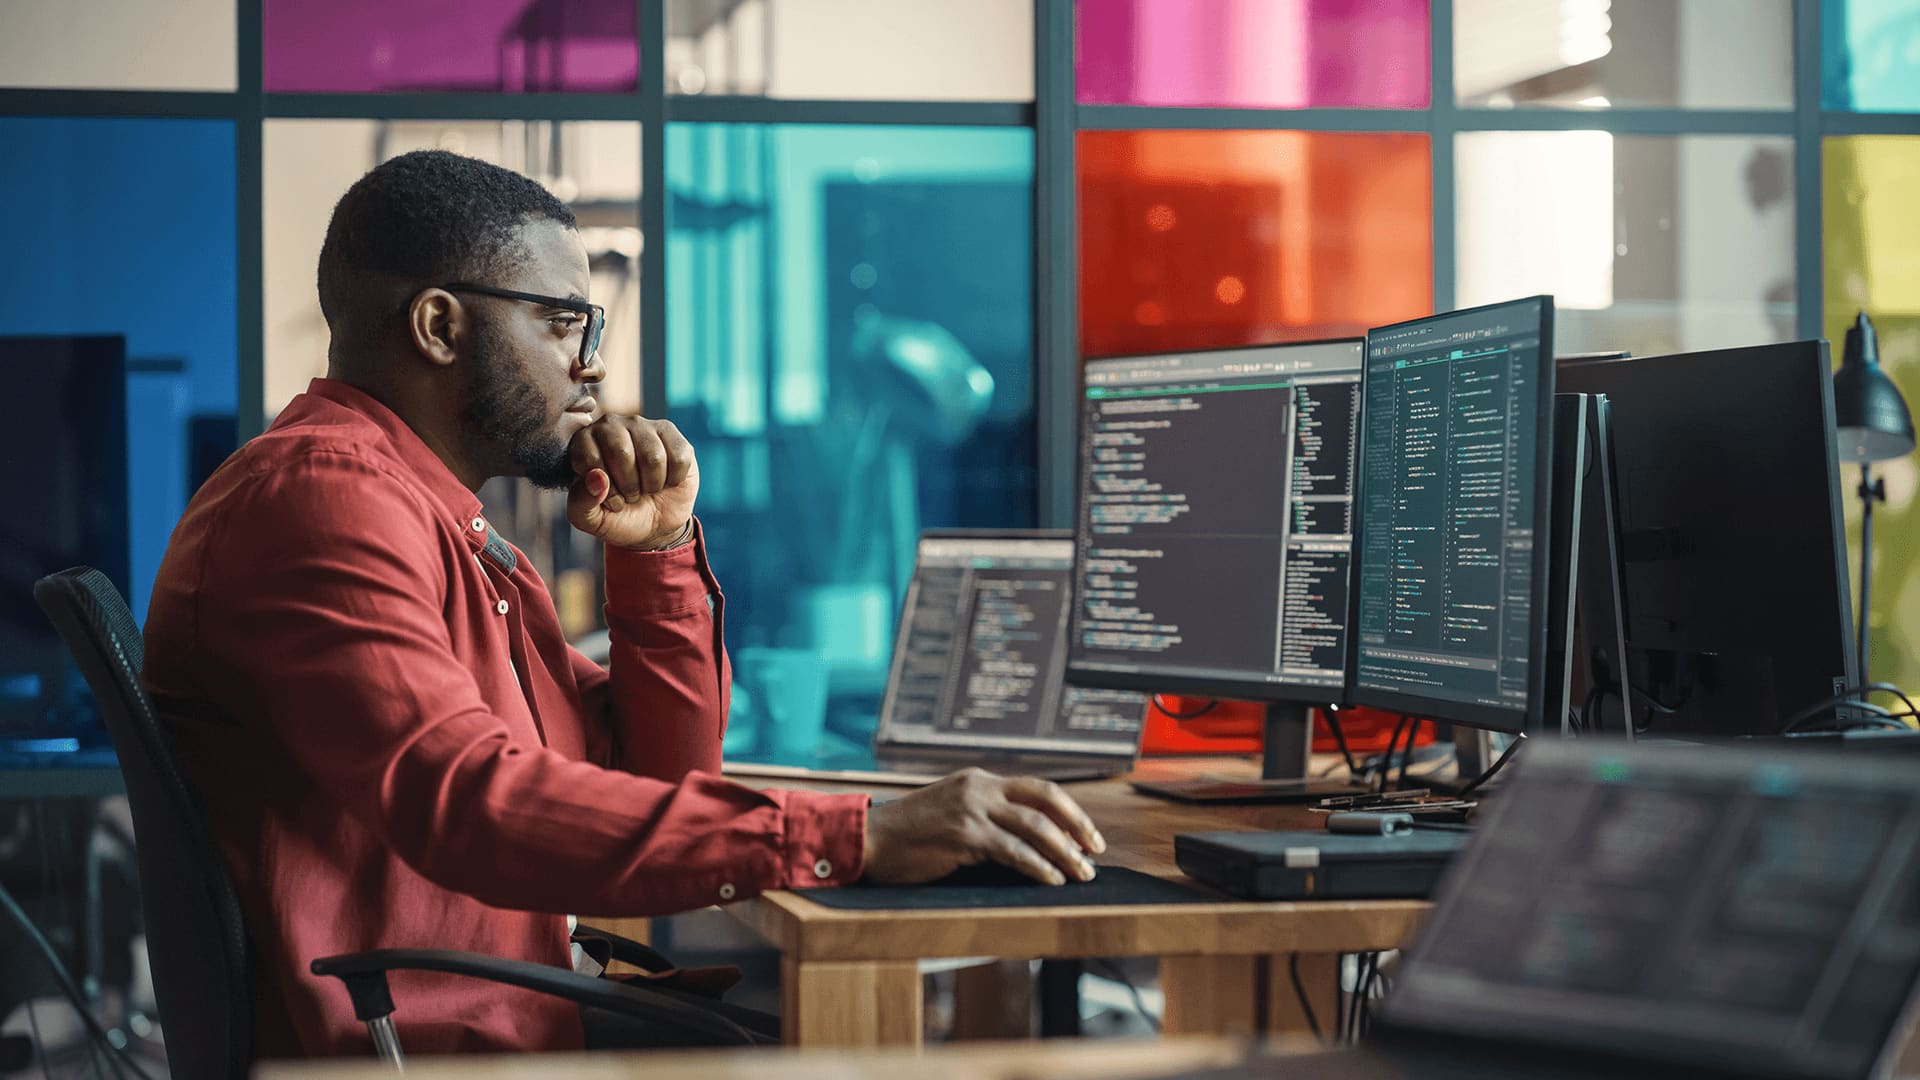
[1066,338,1364,702]
[1557,342,1859,733]
[1349,296,1556,734]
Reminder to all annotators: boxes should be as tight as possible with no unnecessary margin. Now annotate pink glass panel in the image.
[1076,0,1429,109]
[264,0,637,93]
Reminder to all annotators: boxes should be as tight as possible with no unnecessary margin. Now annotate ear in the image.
[407,288,463,368]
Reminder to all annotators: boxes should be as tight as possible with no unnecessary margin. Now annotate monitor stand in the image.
[1128,702,1370,805]
[1547,391,1634,739]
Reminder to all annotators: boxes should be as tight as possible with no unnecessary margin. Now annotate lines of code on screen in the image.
[1354,300,1548,715]
[1069,341,1363,694]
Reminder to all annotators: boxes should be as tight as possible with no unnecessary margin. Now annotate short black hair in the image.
[317,149,577,333]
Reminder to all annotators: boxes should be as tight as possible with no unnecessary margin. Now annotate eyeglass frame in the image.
[439,282,605,371]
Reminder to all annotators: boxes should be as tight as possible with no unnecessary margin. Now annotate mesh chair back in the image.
[34,567,254,1080]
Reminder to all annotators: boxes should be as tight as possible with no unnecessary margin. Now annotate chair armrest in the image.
[310,949,760,1045]
[571,923,674,974]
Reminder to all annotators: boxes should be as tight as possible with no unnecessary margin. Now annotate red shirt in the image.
[142,378,868,1057]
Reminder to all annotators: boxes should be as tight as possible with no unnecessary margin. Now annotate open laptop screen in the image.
[1386,741,1920,1080]
[878,533,1145,758]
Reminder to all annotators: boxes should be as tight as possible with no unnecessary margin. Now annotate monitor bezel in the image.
[1063,336,1366,706]
[1344,296,1556,735]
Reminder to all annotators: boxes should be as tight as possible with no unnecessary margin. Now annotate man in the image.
[142,150,1103,1057]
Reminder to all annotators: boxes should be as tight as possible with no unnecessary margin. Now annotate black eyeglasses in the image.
[441,282,605,370]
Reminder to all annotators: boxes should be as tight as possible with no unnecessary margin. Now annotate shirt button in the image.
[813,859,833,879]
[718,883,736,900]
[471,517,486,532]
[495,600,509,615]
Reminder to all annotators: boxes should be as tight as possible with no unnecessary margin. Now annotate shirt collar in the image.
[292,378,488,535]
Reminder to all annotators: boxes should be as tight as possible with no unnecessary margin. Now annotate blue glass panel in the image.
[0,118,237,759]
[1825,0,1920,112]
[666,123,1036,766]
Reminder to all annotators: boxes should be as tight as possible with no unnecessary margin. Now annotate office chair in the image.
[33,567,762,1074]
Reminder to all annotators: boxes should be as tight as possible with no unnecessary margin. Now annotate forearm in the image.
[385,729,867,914]
[596,519,731,780]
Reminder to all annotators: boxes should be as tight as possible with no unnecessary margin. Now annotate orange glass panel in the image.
[1078,130,1432,358]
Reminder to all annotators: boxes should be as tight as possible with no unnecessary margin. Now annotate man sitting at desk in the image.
[142,150,1104,1058]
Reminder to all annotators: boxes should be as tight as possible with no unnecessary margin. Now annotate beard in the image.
[460,317,577,490]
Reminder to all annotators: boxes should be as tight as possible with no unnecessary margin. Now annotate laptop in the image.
[725,531,1148,786]
[1174,829,1471,900]
[1169,740,1920,1079]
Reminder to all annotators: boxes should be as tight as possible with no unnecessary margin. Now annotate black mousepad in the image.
[796,863,1224,910]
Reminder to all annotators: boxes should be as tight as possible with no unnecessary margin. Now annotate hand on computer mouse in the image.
[861,768,1106,886]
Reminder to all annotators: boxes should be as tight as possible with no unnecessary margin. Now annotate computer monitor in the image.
[1556,342,1859,734]
[877,530,1145,761]
[1,335,130,757]
[1065,338,1365,786]
[1347,296,1557,735]
[1386,740,1920,1080]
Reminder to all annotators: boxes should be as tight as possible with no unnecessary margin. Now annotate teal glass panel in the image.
[666,123,1036,766]
[1825,0,1920,112]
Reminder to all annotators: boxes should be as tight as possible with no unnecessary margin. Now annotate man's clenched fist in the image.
[567,415,698,551]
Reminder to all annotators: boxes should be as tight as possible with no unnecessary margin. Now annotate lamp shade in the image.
[1833,312,1916,464]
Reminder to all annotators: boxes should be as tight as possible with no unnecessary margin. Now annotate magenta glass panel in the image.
[264,0,637,93]
[1076,0,1429,109]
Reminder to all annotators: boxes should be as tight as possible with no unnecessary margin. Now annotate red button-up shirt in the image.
[142,378,868,1057]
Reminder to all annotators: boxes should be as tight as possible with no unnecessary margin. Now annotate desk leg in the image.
[952,959,1037,1040]
[781,958,922,1048]
[1160,955,1261,1037]
[1266,953,1339,1039]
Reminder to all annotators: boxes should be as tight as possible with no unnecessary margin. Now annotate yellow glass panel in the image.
[1824,136,1920,691]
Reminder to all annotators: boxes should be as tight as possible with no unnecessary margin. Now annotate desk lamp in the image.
[1833,312,1916,683]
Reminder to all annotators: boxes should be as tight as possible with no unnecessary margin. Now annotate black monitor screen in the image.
[1066,339,1363,702]
[0,336,129,752]
[1557,342,1857,733]
[1350,297,1554,733]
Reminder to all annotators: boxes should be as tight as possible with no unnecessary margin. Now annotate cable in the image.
[32,801,119,1080]
[1336,954,1351,1044]
[1334,954,1348,1044]
[1627,680,1683,734]
[1783,693,1901,733]
[1348,953,1376,1044]
[1374,716,1409,794]
[0,881,151,1080]
[1633,678,1685,714]
[1457,733,1526,798]
[1359,952,1392,1039]
[1859,682,1919,719]
[26,997,51,1080]
[1341,953,1367,1045]
[1324,708,1361,779]
[1151,695,1218,721]
[1397,720,1421,792]
[1577,681,1606,735]
[1285,954,1323,1041]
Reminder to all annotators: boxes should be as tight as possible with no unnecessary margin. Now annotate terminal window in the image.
[1070,341,1363,692]
[1354,302,1547,712]
[886,539,1143,754]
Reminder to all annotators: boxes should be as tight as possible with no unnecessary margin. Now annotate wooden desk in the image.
[257,1035,1288,1079]
[730,758,1428,1048]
